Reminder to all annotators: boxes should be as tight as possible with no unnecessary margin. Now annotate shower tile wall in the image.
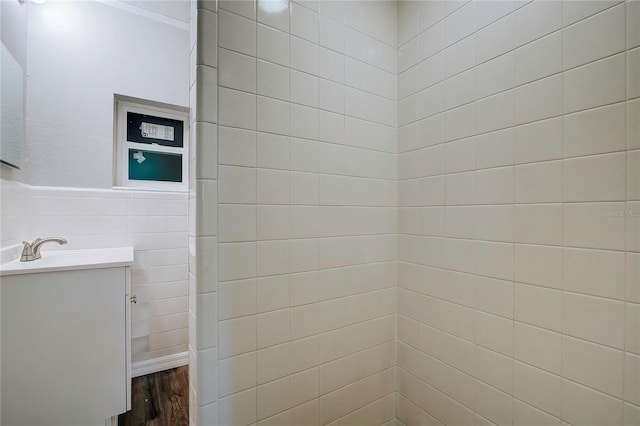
[207,1,399,424]
[189,0,220,423]
[397,1,639,425]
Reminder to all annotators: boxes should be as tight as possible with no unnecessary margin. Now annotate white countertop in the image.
[0,247,134,276]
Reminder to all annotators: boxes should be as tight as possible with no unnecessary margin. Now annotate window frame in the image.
[114,98,189,191]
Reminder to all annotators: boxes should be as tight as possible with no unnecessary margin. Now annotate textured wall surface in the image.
[396,1,640,425]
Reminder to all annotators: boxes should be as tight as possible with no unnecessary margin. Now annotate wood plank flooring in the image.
[118,366,189,426]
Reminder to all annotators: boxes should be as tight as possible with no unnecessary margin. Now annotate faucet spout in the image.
[20,237,68,262]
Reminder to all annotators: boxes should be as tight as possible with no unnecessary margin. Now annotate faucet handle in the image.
[21,241,35,262]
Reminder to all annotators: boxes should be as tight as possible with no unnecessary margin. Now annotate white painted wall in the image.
[25,0,189,188]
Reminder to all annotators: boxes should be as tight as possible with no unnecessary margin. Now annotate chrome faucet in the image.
[20,237,68,262]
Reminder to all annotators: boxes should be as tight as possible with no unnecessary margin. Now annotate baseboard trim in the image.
[131,351,189,378]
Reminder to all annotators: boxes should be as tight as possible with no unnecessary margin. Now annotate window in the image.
[115,97,189,191]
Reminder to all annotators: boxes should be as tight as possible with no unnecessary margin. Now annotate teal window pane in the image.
[128,149,182,182]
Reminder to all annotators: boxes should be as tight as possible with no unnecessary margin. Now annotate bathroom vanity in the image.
[0,247,134,426]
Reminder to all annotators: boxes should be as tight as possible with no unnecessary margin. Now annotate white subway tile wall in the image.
[0,181,189,364]
[398,1,639,426]
[191,0,400,424]
[191,0,217,424]
[0,179,31,263]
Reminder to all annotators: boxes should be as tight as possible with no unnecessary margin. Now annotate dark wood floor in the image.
[118,366,189,426]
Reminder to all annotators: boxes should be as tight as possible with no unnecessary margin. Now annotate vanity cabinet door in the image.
[1,267,128,426]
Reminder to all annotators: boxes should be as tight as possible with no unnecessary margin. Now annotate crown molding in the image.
[97,0,189,31]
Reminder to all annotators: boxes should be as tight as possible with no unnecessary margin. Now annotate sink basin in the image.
[0,247,134,276]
